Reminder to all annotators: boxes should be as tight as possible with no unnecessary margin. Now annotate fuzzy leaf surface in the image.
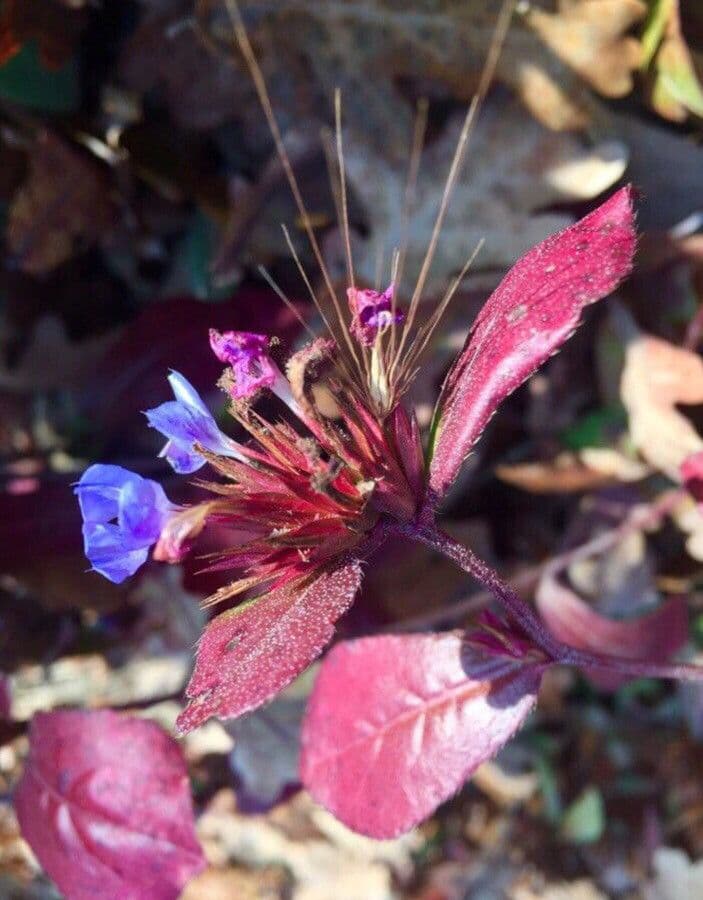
[177,560,362,733]
[300,632,543,838]
[428,186,636,500]
[14,710,205,900]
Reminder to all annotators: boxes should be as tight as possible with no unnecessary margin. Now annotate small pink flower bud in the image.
[209,329,277,399]
[347,283,403,347]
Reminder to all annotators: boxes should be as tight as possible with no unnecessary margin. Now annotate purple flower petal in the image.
[119,477,173,543]
[75,465,176,584]
[168,370,210,416]
[145,371,242,473]
[146,400,219,448]
[209,329,277,399]
[82,522,151,584]
[75,464,142,524]
[160,439,206,475]
[348,283,403,347]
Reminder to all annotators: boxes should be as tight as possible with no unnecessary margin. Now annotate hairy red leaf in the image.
[14,710,205,900]
[536,572,688,690]
[300,632,544,838]
[428,187,636,500]
[177,560,362,733]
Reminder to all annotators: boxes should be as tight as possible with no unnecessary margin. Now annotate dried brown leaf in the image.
[620,334,703,479]
[0,0,88,69]
[525,0,646,97]
[7,132,116,275]
[344,101,627,295]
[122,0,642,142]
[496,452,621,494]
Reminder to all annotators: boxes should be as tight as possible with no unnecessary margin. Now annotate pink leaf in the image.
[177,560,362,733]
[428,187,636,500]
[536,572,688,690]
[14,710,205,900]
[300,632,544,838]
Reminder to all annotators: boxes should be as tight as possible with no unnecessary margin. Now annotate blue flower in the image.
[75,464,175,583]
[145,371,243,474]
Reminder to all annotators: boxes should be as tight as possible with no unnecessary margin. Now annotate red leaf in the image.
[14,710,205,900]
[177,560,362,733]
[300,632,543,838]
[428,187,636,500]
[536,572,688,690]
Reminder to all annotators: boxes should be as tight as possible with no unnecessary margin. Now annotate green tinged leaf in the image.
[560,406,627,451]
[0,41,79,113]
[657,39,703,117]
[184,211,237,301]
[560,786,605,845]
[641,0,674,68]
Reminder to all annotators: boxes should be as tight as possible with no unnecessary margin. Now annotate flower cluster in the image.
[76,294,423,598]
[76,188,640,837]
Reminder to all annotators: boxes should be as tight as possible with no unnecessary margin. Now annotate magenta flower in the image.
[75,464,175,583]
[347,283,403,347]
[209,329,278,399]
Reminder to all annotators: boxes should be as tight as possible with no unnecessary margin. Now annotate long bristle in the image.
[223,0,364,380]
[256,264,317,340]
[223,0,515,418]
[281,224,363,390]
[391,0,515,377]
[334,89,356,292]
[397,239,484,385]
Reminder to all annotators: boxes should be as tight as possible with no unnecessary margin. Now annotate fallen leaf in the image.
[512,876,608,900]
[345,102,630,297]
[7,131,116,275]
[14,710,206,900]
[670,493,703,561]
[524,0,646,97]
[197,789,419,900]
[8,652,192,722]
[471,759,538,809]
[643,0,703,121]
[578,445,651,481]
[228,669,315,808]
[0,0,88,69]
[559,786,605,845]
[123,0,644,181]
[300,632,544,838]
[180,865,289,900]
[620,333,703,479]
[646,847,703,900]
[496,452,620,494]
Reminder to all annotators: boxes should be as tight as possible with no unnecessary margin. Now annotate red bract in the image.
[14,710,205,900]
[300,631,546,838]
[428,187,636,501]
[177,560,362,732]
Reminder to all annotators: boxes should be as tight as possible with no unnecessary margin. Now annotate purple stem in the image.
[405,522,703,683]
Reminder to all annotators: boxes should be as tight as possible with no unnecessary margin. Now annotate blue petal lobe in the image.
[75,464,142,523]
[82,522,150,584]
[168,371,211,416]
[160,440,206,475]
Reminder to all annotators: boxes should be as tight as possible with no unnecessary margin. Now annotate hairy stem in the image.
[406,522,703,683]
